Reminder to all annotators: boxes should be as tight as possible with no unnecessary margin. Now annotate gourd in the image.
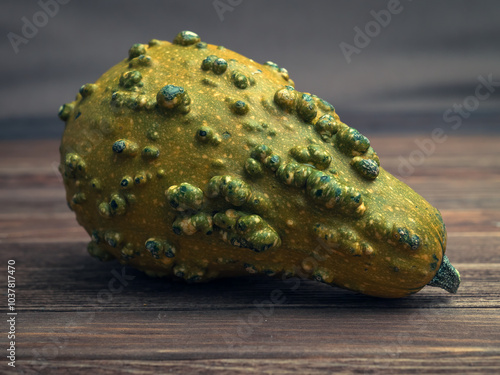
[58,31,460,298]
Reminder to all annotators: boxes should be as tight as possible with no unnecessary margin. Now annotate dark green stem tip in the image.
[427,255,461,293]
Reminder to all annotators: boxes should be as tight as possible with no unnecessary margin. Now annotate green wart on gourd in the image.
[58,30,460,298]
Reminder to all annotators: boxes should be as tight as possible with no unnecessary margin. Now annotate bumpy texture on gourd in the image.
[59,31,460,298]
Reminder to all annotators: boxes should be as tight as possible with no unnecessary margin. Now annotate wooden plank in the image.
[14,308,500,374]
[15,357,500,375]
[17,309,500,355]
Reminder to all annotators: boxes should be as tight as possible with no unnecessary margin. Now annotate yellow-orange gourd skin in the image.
[59,31,459,298]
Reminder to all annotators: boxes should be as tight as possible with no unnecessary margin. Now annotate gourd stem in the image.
[427,255,461,293]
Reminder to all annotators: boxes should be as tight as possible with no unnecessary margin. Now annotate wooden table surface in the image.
[1,134,499,374]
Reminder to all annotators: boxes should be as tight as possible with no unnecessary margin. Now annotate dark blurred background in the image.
[1,0,499,139]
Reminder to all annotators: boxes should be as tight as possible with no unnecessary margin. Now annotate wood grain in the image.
[1,136,499,374]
